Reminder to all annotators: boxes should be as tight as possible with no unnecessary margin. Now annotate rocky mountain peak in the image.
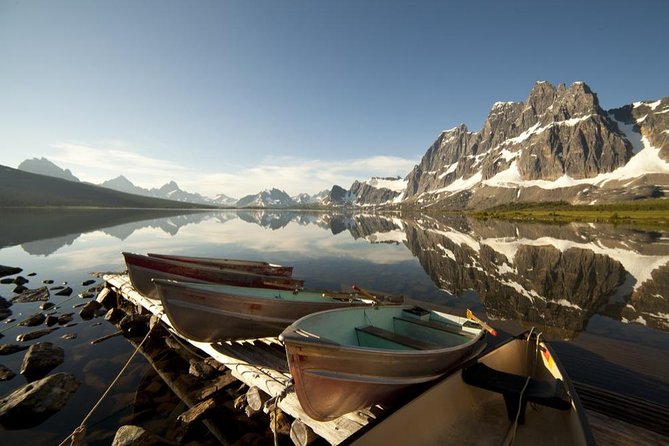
[527,80,558,114]
[405,81,639,205]
[18,157,80,182]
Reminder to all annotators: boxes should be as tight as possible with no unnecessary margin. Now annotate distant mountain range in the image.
[0,164,214,209]
[8,81,668,209]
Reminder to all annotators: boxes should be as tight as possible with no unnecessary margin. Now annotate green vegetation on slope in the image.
[472,200,669,227]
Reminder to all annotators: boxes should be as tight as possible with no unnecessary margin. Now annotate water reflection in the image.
[1,209,668,337]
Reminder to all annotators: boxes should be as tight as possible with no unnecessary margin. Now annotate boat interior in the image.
[297,306,479,349]
[349,334,592,446]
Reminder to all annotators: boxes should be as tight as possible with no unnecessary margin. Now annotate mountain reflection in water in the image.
[1,209,668,337]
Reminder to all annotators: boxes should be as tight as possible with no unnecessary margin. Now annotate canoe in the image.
[153,279,384,342]
[147,253,293,277]
[279,305,486,421]
[346,331,595,446]
[123,252,304,300]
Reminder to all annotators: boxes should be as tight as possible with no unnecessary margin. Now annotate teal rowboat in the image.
[279,305,486,421]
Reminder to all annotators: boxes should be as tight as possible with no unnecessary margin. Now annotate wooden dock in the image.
[104,273,377,445]
[104,273,668,446]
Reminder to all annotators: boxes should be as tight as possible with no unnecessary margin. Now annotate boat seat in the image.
[462,362,571,424]
[355,325,437,350]
[394,316,476,338]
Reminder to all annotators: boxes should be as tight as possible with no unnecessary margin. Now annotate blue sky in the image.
[1,0,667,198]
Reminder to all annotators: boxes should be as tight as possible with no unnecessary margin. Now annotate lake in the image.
[0,208,668,443]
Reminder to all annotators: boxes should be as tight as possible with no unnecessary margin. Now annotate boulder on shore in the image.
[21,342,65,381]
[0,372,80,429]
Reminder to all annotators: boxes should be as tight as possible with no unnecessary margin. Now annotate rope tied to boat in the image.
[268,381,294,446]
[503,329,543,446]
[58,313,161,446]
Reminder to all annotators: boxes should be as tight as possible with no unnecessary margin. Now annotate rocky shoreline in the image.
[0,264,289,445]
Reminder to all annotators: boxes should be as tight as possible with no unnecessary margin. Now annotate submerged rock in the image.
[111,425,176,446]
[82,279,96,286]
[16,327,58,342]
[42,279,54,284]
[0,266,22,278]
[11,287,50,303]
[0,278,13,284]
[21,342,65,380]
[0,372,80,429]
[12,285,28,294]
[18,313,46,327]
[45,315,58,326]
[0,364,15,381]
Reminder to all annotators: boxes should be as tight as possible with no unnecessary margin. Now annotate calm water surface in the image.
[0,209,667,443]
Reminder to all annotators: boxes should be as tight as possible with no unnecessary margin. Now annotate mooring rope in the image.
[57,314,159,446]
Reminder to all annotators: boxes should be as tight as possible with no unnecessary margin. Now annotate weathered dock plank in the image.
[104,273,367,445]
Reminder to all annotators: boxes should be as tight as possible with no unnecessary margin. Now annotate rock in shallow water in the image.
[16,327,58,342]
[55,287,73,297]
[0,372,80,429]
[0,344,29,356]
[18,313,46,327]
[0,364,15,381]
[10,287,50,303]
[0,266,22,278]
[12,276,29,286]
[21,342,65,381]
[0,296,11,322]
[39,302,55,311]
[79,300,102,320]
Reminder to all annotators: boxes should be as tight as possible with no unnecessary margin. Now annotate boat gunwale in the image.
[152,278,369,304]
[123,251,304,287]
[280,305,486,357]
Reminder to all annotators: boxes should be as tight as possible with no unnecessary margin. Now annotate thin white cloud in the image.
[47,141,419,198]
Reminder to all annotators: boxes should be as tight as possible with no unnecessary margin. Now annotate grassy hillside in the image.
[0,164,215,209]
[472,200,669,227]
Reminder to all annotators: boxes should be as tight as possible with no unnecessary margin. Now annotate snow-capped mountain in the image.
[402,81,669,209]
[320,177,407,207]
[292,190,329,205]
[212,193,237,206]
[236,188,296,208]
[18,157,80,182]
